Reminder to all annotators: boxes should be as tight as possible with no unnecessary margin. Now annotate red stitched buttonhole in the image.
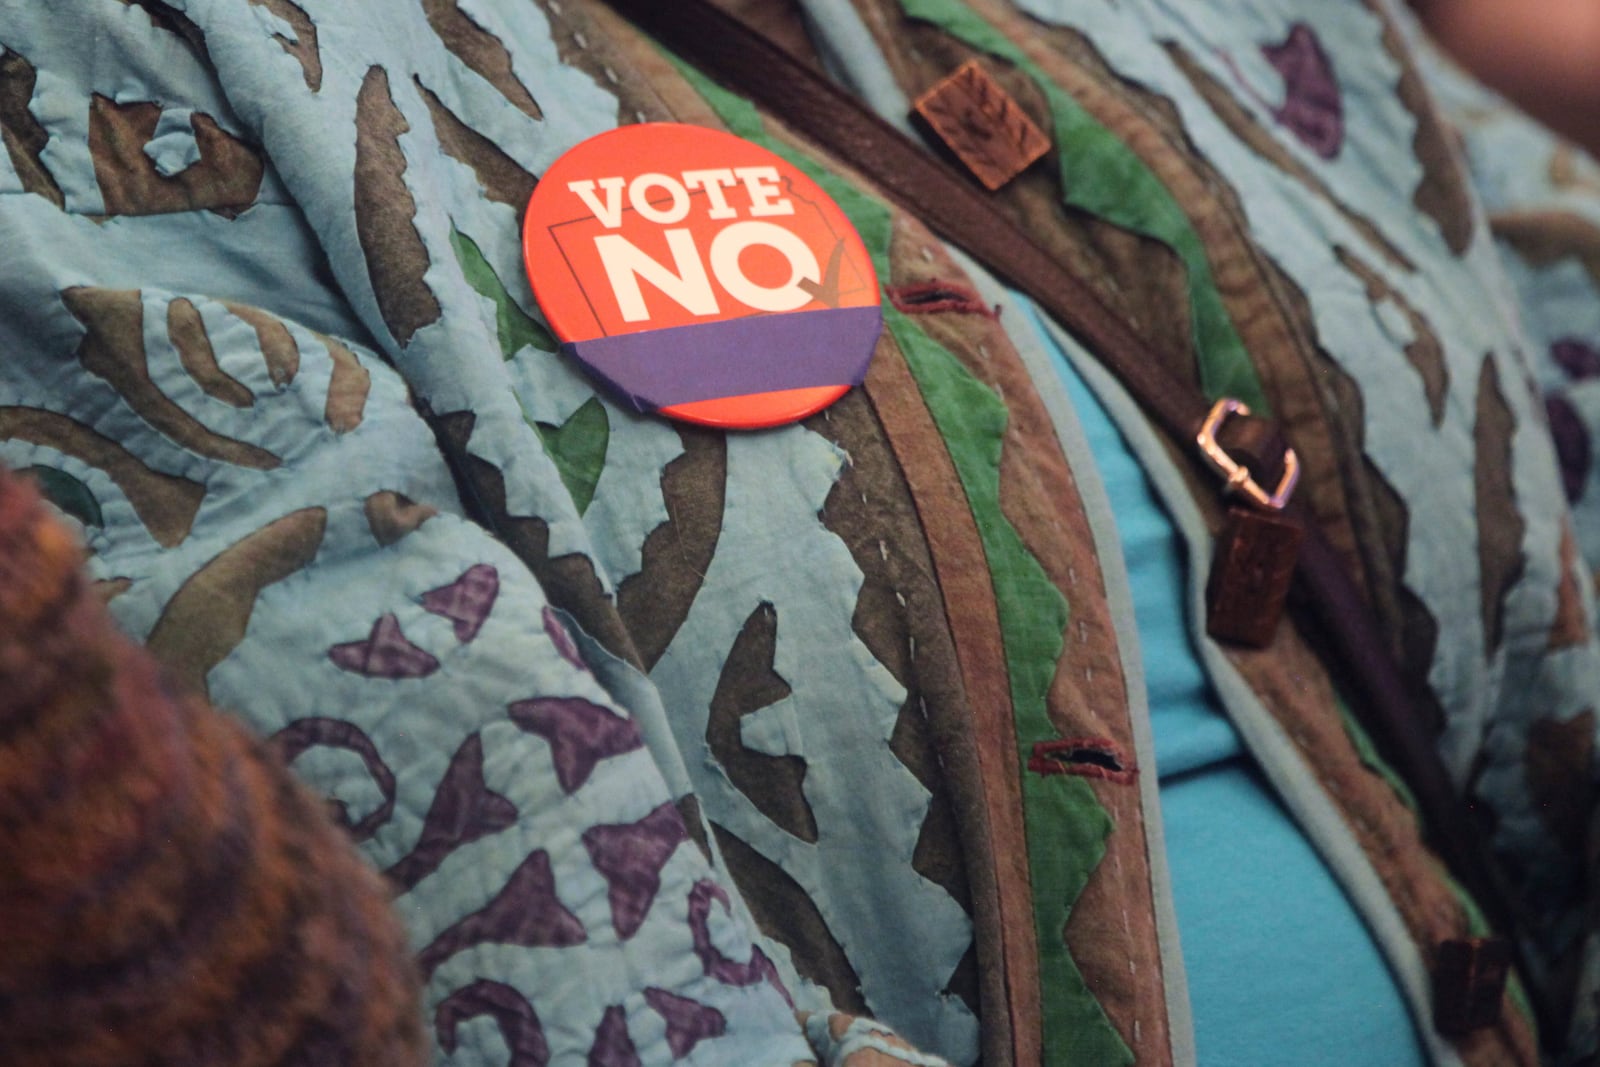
[1028,738,1137,785]
[887,281,997,318]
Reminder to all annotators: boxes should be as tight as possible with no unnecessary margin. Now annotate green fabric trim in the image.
[898,0,1269,416]
[449,227,556,358]
[673,52,1130,1066]
[1335,697,1420,815]
[533,396,610,516]
[22,466,103,528]
[888,308,1128,1066]
[1341,694,1535,1035]
[675,58,765,140]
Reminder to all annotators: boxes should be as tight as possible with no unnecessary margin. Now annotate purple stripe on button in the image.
[562,306,883,412]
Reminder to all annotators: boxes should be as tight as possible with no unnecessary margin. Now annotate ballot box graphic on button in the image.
[523,123,882,430]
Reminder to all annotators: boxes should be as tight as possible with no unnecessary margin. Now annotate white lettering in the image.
[567,176,627,228]
[734,166,793,217]
[709,221,818,313]
[628,172,691,224]
[682,168,740,219]
[595,229,720,322]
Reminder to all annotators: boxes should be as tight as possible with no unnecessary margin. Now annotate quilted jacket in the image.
[2,1,1599,1065]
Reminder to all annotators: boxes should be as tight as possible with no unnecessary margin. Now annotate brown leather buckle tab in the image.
[1434,937,1512,1036]
[1198,399,1303,647]
[1205,505,1305,647]
[1214,414,1289,490]
[1195,399,1299,511]
[911,59,1050,192]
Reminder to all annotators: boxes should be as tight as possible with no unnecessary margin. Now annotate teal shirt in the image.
[1021,302,1428,1066]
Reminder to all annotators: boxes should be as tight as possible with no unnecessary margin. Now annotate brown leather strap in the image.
[1218,417,1289,487]
[612,0,1216,442]
[601,0,1537,1035]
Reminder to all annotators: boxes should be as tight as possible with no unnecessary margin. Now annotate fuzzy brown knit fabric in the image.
[0,466,426,1066]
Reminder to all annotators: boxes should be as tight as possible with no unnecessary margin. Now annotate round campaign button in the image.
[522,123,882,430]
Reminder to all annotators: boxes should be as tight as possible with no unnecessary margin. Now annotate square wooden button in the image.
[912,59,1051,191]
[1434,937,1511,1035]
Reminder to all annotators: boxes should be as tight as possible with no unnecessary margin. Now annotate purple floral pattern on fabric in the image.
[435,979,551,1066]
[582,803,688,940]
[269,717,396,841]
[642,988,728,1059]
[686,880,786,994]
[327,613,440,678]
[420,563,500,642]
[1262,23,1343,159]
[543,605,590,672]
[1548,393,1593,502]
[1553,338,1600,381]
[508,695,645,794]
[417,849,587,976]
[587,1005,641,1067]
[385,733,520,891]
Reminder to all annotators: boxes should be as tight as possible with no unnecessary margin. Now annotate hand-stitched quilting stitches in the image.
[329,613,442,678]
[1418,27,1600,1053]
[0,4,829,1062]
[1003,0,1600,1056]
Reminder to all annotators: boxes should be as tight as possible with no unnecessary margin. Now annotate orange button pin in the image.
[522,123,882,429]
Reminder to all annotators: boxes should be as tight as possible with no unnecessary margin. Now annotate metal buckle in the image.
[1196,398,1300,511]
